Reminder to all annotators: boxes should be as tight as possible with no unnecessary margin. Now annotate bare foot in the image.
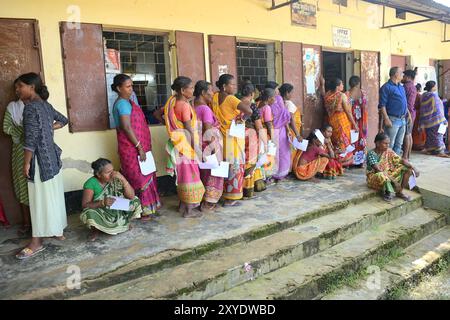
[54,235,66,241]
[88,230,98,242]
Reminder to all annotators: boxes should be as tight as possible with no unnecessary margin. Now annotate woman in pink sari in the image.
[194,80,223,212]
[112,74,161,220]
[164,77,205,218]
[265,81,302,181]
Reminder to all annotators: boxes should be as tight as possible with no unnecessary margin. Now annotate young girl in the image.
[321,125,344,180]
[15,72,68,259]
[292,131,330,181]
[257,88,275,185]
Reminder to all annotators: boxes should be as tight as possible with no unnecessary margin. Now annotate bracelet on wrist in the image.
[135,141,141,148]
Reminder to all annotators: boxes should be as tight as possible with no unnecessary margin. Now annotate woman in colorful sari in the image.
[293,131,329,181]
[257,88,275,185]
[164,76,205,217]
[212,74,252,207]
[0,196,10,228]
[324,78,358,168]
[194,80,223,212]
[265,81,302,181]
[321,124,344,180]
[241,83,266,198]
[345,76,368,167]
[16,73,68,259]
[419,81,448,157]
[367,133,419,202]
[2,78,31,235]
[80,158,142,241]
[279,83,303,169]
[112,74,160,220]
[412,84,426,151]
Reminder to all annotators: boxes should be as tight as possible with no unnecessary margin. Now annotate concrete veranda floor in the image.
[0,152,448,299]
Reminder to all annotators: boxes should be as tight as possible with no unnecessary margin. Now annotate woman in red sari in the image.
[0,196,10,228]
[346,76,368,167]
[321,125,344,179]
[324,78,358,168]
[412,84,426,151]
[112,74,161,220]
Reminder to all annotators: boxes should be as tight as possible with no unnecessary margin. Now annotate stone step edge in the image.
[20,191,378,300]
[172,196,422,300]
[209,210,446,300]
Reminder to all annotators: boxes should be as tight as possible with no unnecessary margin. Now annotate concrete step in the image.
[73,192,421,300]
[13,186,377,300]
[209,208,447,300]
[321,226,450,300]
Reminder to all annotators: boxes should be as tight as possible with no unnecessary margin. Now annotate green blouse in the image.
[83,177,104,199]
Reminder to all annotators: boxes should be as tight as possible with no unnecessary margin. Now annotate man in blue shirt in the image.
[378,67,409,155]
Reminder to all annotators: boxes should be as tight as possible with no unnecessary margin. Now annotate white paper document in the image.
[198,154,220,170]
[346,145,356,153]
[293,138,309,151]
[306,75,316,95]
[314,129,325,145]
[438,123,448,135]
[408,171,417,190]
[109,196,131,211]
[211,161,230,178]
[229,120,245,139]
[256,154,268,168]
[268,141,277,156]
[351,130,359,144]
[138,151,156,175]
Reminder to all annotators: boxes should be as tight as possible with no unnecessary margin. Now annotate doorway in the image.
[323,51,353,91]
[0,18,43,224]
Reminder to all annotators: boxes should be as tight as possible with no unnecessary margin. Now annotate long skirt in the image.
[223,163,244,201]
[273,126,292,180]
[28,160,67,237]
[80,197,142,235]
[200,169,223,204]
[323,158,344,179]
[176,160,205,207]
[424,125,445,154]
[412,115,426,151]
[0,197,10,226]
[367,168,407,194]
[294,157,329,181]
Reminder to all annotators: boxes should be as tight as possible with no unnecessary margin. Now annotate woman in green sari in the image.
[80,158,142,241]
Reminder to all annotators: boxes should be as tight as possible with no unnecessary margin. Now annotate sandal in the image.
[15,246,46,260]
[223,201,243,207]
[383,193,394,202]
[397,193,412,202]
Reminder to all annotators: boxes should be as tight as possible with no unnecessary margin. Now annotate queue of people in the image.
[3,65,448,260]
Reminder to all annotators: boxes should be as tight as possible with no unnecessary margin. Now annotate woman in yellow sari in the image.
[324,78,358,168]
[164,76,205,218]
[212,74,252,206]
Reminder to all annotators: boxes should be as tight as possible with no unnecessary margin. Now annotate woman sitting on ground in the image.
[80,158,143,241]
[293,131,330,181]
[321,124,344,180]
[366,133,419,202]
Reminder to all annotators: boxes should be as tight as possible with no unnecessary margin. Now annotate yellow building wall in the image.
[1,0,449,192]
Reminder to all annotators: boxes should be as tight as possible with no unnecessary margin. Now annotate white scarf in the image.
[6,100,24,126]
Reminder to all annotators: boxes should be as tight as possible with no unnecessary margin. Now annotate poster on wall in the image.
[105,48,121,74]
[291,2,317,28]
[415,66,437,92]
[332,26,351,49]
[304,48,320,95]
[218,65,229,76]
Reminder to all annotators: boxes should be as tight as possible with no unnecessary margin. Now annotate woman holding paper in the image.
[164,76,205,218]
[111,74,160,220]
[257,88,275,184]
[321,125,344,179]
[212,74,252,206]
[324,78,358,168]
[345,76,368,167]
[241,83,266,197]
[292,131,329,181]
[419,81,448,157]
[265,82,302,181]
[194,80,224,212]
[367,133,418,202]
[81,158,142,241]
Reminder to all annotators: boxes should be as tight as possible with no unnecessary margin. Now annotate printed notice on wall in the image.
[218,65,229,76]
[332,27,351,49]
[304,48,319,95]
[291,2,317,28]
